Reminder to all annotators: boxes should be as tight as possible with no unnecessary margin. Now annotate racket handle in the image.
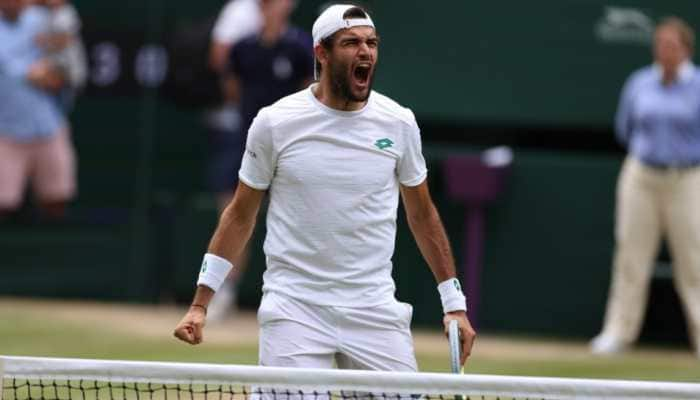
[449,320,466,400]
[448,319,461,373]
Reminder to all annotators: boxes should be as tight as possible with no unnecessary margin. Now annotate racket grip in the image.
[448,319,461,373]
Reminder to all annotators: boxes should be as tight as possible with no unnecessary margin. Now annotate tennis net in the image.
[2,356,700,400]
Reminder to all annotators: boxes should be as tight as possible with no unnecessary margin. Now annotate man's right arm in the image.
[209,41,232,74]
[0,45,61,90]
[615,74,637,147]
[211,36,241,104]
[208,1,236,73]
[26,59,64,91]
[173,181,265,345]
[208,181,264,261]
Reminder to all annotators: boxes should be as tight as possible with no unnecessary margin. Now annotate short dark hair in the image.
[315,5,370,77]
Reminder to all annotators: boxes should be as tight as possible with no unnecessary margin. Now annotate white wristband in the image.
[196,253,234,292]
[438,278,467,313]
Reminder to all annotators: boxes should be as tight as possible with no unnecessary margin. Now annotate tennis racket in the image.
[448,319,465,400]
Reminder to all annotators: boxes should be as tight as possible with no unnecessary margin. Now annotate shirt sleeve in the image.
[0,8,45,79]
[615,73,637,146]
[211,0,260,45]
[0,47,30,79]
[238,110,276,190]
[397,113,428,187]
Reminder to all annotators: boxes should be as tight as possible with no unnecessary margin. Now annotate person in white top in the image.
[175,3,476,371]
[204,0,263,321]
[209,0,263,73]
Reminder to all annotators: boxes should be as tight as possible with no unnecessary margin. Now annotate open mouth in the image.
[353,64,371,86]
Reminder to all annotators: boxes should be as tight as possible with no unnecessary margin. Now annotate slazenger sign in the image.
[595,6,654,45]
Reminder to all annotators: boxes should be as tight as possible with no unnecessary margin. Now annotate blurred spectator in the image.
[206,0,313,321]
[209,0,262,74]
[0,0,76,221]
[230,0,312,138]
[201,0,263,321]
[206,0,263,212]
[34,0,87,111]
[591,17,700,357]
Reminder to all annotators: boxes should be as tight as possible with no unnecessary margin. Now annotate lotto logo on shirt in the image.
[374,138,394,150]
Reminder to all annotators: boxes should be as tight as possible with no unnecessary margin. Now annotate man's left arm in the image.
[400,180,476,365]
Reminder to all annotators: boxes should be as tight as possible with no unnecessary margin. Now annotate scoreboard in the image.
[72,0,700,126]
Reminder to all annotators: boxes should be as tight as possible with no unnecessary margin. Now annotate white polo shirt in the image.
[239,85,427,307]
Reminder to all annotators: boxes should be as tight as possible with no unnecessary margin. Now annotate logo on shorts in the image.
[374,138,394,150]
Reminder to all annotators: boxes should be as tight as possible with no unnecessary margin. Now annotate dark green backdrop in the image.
[69,0,700,125]
[0,1,694,344]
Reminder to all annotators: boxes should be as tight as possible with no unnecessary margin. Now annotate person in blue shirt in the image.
[205,0,313,320]
[591,17,700,358]
[0,0,75,221]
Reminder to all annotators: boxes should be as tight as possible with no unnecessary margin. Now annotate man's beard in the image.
[328,59,375,103]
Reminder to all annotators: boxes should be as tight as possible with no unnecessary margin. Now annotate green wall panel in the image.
[72,0,700,125]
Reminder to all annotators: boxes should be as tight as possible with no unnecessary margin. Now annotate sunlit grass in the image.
[1,303,698,383]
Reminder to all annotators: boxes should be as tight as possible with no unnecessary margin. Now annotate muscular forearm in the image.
[207,199,259,263]
[407,205,457,283]
[184,191,259,315]
[191,285,215,307]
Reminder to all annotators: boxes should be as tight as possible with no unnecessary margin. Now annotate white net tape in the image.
[2,356,700,400]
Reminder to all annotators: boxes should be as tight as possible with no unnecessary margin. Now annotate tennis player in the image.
[174,3,476,371]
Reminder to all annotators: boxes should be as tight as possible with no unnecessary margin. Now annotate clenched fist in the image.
[173,305,207,345]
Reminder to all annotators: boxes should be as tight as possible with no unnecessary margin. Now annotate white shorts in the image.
[0,129,76,209]
[257,291,417,372]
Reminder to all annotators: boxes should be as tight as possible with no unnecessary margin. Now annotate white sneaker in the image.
[590,334,627,355]
[207,282,237,323]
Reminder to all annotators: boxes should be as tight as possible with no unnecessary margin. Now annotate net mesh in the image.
[3,379,428,400]
[2,356,700,400]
